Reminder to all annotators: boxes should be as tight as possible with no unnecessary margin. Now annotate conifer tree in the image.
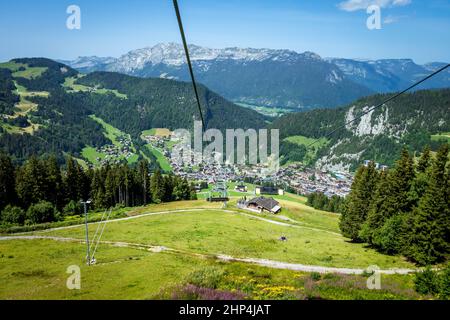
[417,145,432,173]
[64,157,83,202]
[409,144,449,265]
[340,161,379,241]
[137,159,150,205]
[15,156,47,208]
[45,155,63,210]
[150,169,164,204]
[0,152,17,210]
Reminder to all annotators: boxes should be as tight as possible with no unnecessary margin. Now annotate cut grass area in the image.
[0,239,207,300]
[40,208,413,269]
[142,128,171,138]
[63,76,128,99]
[144,144,172,172]
[0,61,47,79]
[81,146,106,166]
[236,103,296,118]
[82,115,139,166]
[90,115,128,148]
[431,132,450,144]
[0,81,47,135]
[284,135,329,164]
[0,239,422,300]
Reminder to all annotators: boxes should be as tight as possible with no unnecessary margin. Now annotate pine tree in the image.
[137,159,150,205]
[150,169,164,204]
[64,157,82,202]
[409,144,449,265]
[417,145,432,173]
[339,162,379,241]
[361,148,416,251]
[15,156,47,208]
[360,170,391,244]
[91,169,106,209]
[44,155,63,210]
[0,152,17,210]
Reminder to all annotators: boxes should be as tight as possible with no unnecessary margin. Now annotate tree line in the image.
[0,153,196,226]
[339,144,449,265]
[306,192,344,213]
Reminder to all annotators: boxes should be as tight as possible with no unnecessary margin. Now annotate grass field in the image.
[236,103,296,118]
[0,239,421,300]
[140,128,174,172]
[81,146,106,166]
[0,61,47,79]
[81,116,139,166]
[431,132,450,144]
[144,144,172,172]
[35,207,412,269]
[0,78,48,135]
[63,76,128,99]
[142,128,172,137]
[0,196,427,300]
[284,135,330,164]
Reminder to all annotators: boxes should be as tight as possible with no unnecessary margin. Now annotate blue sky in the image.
[1,0,449,64]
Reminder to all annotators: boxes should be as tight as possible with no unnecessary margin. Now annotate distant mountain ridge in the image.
[59,43,373,109]
[325,58,450,93]
[59,43,450,110]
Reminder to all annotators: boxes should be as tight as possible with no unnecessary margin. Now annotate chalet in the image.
[235,184,248,192]
[255,186,284,196]
[239,196,281,214]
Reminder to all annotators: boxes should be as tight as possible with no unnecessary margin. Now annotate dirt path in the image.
[0,235,417,275]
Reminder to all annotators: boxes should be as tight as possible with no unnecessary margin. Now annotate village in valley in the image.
[141,128,356,204]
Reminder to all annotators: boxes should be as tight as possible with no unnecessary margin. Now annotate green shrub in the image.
[26,201,58,224]
[310,272,321,281]
[63,200,81,216]
[372,215,405,254]
[1,205,26,225]
[414,266,440,295]
[184,266,225,289]
[439,264,450,300]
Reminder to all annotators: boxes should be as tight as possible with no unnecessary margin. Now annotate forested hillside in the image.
[0,58,266,164]
[76,71,267,136]
[272,89,450,170]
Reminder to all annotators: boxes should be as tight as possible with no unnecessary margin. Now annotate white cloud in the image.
[383,14,407,24]
[338,0,412,12]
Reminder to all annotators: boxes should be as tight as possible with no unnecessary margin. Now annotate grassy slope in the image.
[38,207,412,269]
[140,129,173,172]
[0,198,424,300]
[0,239,421,300]
[431,132,450,144]
[81,115,138,166]
[0,64,49,134]
[63,75,128,99]
[0,61,47,79]
[144,144,172,172]
[284,135,329,164]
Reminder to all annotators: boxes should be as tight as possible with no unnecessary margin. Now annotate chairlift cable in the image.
[89,209,107,253]
[173,0,206,131]
[306,63,450,149]
[91,208,113,261]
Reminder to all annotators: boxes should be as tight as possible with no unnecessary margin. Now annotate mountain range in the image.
[60,43,450,110]
[1,57,448,172]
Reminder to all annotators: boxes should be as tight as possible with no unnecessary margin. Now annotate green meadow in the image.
[0,195,426,300]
